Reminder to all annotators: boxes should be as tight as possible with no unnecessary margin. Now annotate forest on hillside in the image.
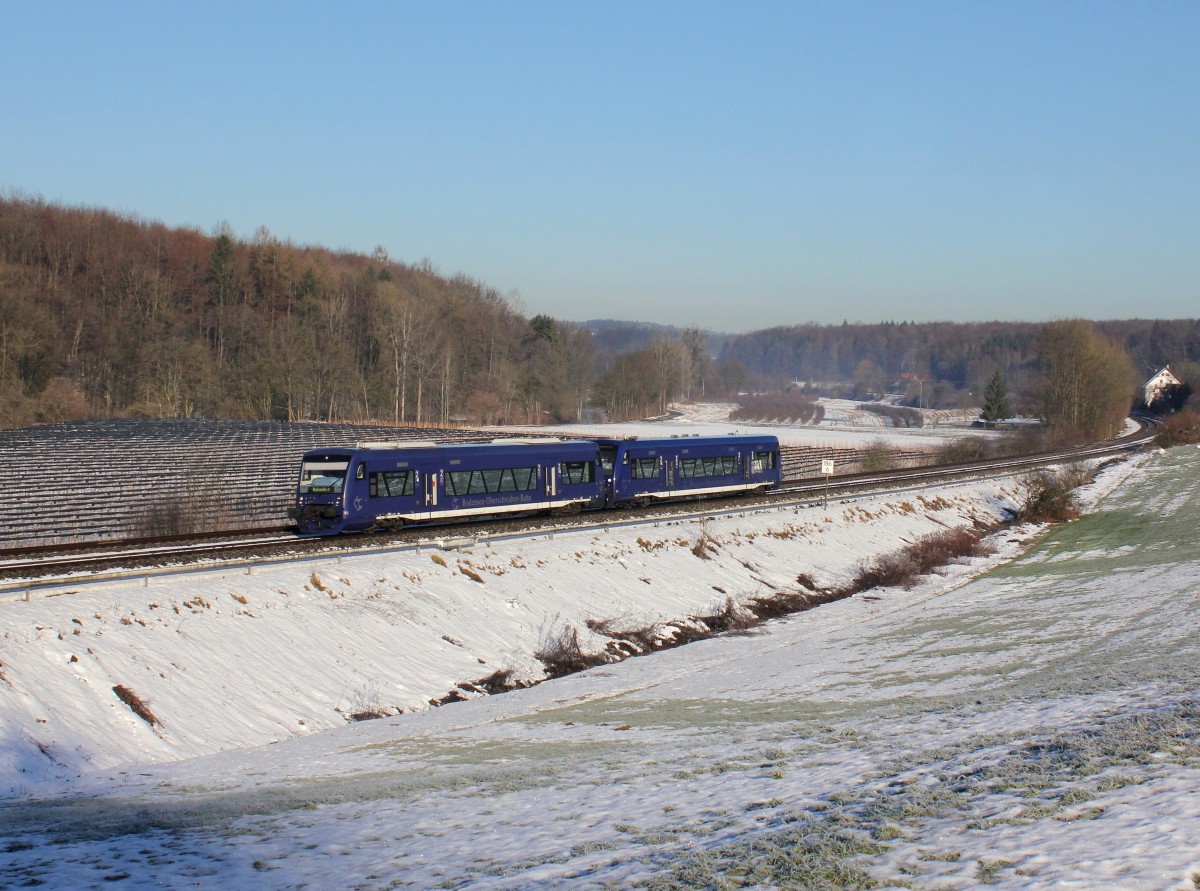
[1,194,1197,436]
[717,318,1200,411]
[0,195,603,428]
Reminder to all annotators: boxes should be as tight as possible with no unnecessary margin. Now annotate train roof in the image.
[593,434,779,449]
[301,439,599,459]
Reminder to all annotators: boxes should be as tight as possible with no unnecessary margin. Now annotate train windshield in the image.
[299,459,349,494]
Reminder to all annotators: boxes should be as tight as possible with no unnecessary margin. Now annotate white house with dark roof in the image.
[1144,366,1182,406]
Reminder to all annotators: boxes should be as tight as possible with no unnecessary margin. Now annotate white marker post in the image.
[821,458,835,510]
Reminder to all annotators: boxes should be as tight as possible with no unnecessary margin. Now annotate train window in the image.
[560,461,595,485]
[679,456,737,478]
[300,460,348,494]
[629,457,660,480]
[447,466,538,496]
[599,446,616,475]
[752,450,777,473]
[370,470,414,497]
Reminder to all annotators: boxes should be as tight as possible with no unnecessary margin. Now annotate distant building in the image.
[1144,366,1183,408]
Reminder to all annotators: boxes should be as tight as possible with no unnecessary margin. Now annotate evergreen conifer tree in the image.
[982,371,1011,424]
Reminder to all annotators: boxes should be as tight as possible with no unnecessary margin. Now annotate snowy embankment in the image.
[0,473,1024,793]
[4,446,1200,890]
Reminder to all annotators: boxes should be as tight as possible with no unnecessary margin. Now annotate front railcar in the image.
[291,439,607,535]
[290,448,357,535]
[435,439,605,521]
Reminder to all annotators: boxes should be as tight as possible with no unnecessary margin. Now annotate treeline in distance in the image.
[1,194,1196,441]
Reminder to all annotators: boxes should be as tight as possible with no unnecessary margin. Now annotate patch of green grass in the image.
[644,826,886,891]
[997,451,1200,578]
[977,857,1018,884]
[917,850,961,862]
[634,699,1200,889]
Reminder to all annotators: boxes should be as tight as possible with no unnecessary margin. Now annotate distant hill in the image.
[0,194,599,428]
[584,319,731,356]
[2,195,1196,430]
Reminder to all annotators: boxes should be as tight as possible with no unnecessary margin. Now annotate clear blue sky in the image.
[3,2,1197,333]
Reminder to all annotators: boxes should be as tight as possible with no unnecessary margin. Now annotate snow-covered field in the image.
[1,430,1198,888]
[514,399,997,451]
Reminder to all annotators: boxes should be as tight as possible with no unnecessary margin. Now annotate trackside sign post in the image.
[821,459,835,509]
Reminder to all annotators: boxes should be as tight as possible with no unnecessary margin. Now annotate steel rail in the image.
[0,418,1157,585]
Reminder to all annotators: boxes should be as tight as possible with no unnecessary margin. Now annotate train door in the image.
[546,464,558,498]
[664,456,674,491]
[421,465,439,509]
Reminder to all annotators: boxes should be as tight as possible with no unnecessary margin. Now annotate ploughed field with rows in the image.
[0,420,934,550]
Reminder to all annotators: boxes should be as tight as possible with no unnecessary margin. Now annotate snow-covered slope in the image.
[0,474,1026,791]
[3,448,1198,890]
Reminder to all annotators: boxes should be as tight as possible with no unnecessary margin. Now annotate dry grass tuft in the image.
[936,436,997,464]
[588,616,665,656]
[113,684,159,727]
[696,595,759,634]
[472,668,528,695]
[1157,409,1200,447]
[1017,466,1091,524]
[535,624,610,678]
[343,683,397,720]
[348,706,393,721]
[458,564,485,583]
[748,589,828,621]
[850,527,991,591]
[691,528,719,559]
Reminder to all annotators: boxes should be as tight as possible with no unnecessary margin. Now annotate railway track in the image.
[0,419,1158,587]
[779,417,1158,498]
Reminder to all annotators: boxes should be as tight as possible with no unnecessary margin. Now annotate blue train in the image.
[290,434,782,535]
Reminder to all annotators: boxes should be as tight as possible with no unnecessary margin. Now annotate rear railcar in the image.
[291,439,605,535]
[599,434,781,507]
